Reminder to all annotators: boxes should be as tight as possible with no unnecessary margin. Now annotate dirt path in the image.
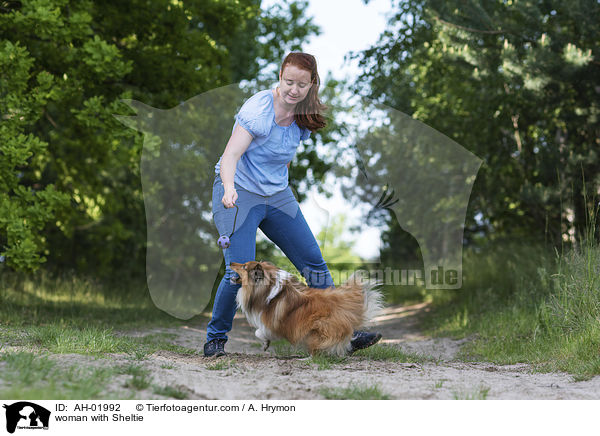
[102,302,600,400]
[7,304,598,399]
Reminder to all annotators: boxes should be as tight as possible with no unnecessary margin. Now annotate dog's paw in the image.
[263,340,270,351]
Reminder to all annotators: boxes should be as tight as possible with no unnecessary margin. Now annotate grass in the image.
[319,384,390,400]
[451,386,490,400]
[270,339,309,358]
[124,371,152,390]
[0,325,197,358]
[352,344,431,363]
[0,333,197,397]
[205,358,236,370]
[0,268,199,330]
[0,269,203,398]
[268,336,430,365]
[267,340,430,369]
[117,363,149,378]
[421,201,600,380]
[0,351,195,399]
[115,364,190,398]
[152,384,189,399]
[434,380,446,389]
[305,354,348,370]
[0,351,125,399]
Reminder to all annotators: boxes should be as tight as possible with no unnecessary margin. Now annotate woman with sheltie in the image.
[205,52,382,357]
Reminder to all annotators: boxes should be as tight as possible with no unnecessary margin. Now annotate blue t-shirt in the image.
[214,88,311,196]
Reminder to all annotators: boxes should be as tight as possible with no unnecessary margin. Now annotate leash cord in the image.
[227,204,239,238]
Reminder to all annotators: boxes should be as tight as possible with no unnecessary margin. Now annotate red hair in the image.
[279,52,327,132]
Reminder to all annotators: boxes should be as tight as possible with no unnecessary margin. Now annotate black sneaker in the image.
[203,338,227,357]
[350,330,382,353]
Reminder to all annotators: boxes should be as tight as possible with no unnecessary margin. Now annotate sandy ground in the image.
[5,303,600,399]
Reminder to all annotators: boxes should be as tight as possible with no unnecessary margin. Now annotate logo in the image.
[3,402,50,434]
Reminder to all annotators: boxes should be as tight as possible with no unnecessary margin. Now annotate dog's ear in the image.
[249,263,264,282]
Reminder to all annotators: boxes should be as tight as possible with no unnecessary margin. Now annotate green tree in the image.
[0,0,322,278]
[0,39,71,271]
[318,214,363,265]
[348,0,599,261]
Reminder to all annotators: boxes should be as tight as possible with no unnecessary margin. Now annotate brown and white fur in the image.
[230,261,384,356]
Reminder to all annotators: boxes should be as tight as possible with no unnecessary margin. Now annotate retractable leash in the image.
[216,204,239,249]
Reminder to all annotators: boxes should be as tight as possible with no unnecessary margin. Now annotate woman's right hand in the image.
[219,124,252,209]
[222,186,238,208]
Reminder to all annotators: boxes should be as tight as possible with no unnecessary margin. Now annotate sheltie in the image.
[230,261,383,356]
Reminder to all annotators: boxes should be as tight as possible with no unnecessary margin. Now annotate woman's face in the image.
[278,64,312,105]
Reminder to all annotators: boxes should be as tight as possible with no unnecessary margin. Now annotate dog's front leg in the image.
[255,329,271,351]
[263,339,271,351]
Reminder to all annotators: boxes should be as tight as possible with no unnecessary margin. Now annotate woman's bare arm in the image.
[220,124,253,207]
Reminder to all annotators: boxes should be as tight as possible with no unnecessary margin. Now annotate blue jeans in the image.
[206,174,334,342]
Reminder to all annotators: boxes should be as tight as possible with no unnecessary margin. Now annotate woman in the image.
[205,52,382,357]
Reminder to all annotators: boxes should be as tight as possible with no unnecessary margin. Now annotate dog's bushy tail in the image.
[345,270,384,324]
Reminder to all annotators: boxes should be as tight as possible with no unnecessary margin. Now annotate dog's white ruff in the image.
[236,285,275,348]
[266,270,293,303]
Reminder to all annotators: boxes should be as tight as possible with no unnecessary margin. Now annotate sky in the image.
[260,0,394,260]
[298,0,393,81]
